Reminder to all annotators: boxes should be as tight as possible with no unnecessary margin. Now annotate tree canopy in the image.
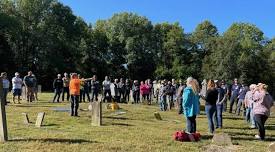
[0,0,274,95]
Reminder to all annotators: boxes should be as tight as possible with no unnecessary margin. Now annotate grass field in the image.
[0,93,274,152]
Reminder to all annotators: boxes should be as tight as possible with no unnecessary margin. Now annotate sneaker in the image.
[250,125,256,129]
[255,135,261,139]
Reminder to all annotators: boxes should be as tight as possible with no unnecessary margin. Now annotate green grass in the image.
[0,93,274,152]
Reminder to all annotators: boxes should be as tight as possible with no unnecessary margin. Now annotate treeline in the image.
[0,0,274,94]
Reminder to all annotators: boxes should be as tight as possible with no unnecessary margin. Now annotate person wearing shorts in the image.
[12,72,23,104]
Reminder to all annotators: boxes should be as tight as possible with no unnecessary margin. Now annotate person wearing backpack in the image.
[253,83,274,140]
[182,77,200,133]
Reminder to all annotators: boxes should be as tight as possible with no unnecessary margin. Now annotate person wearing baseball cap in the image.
[12,72,23,104]
[52,74,63,103]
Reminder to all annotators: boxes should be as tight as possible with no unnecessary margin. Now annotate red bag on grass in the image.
[173,131,201,142]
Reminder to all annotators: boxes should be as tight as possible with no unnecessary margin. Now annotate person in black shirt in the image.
[124,79,131,103]
[90,75,99,102]
[132,80,140,104]
[204,79,218,134]
[53,74,63,102]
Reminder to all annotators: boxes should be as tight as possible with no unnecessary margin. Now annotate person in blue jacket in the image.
[182,77,200,133]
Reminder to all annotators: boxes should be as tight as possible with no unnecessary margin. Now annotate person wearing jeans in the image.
[90,75,99,102]
[159,80,168,111]
[102,76,111,102]
[214,81,226,129]
[229,78,240,113]
[204,80,218,134]
[132,80,140,104]
[244,84,256,128]
[236,84,248,115]
[52,74,63,102]
[253,84,273,140]
[182,77,200,133]
[1,72,10,105]
[62,73,70,101]
[69,73,92,116]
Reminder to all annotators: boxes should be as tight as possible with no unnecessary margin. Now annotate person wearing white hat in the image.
[52,74,63,102]
[12,72,23,104]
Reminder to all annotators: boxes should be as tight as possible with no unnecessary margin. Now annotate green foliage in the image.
[0,1,274,95]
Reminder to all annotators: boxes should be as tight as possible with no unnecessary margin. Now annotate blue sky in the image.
[59,0,275,38]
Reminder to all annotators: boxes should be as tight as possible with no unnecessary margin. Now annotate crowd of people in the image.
[181,77,274,141]
[1,71,38,105]
[1,71,274,140]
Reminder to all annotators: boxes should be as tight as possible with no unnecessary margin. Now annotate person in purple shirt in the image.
[229,78,240,113]
[253,83,273,140]
[236,84,248,116]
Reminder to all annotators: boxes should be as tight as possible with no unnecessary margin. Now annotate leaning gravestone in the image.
[269,142,275,152]
[154,112,162,120]
[22,113,30,124]
[0,77,8,142]
[212,133,233,146]
[35,112,45,127]
[91,102,102,126]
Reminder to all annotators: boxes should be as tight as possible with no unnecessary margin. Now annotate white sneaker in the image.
[255,135,261,139]
[250,125,256,129]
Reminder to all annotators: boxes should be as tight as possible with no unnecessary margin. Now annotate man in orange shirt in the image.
[69,73,93,116]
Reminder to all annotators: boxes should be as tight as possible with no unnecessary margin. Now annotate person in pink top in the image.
[253,83,274,140]
[140,81,149,103]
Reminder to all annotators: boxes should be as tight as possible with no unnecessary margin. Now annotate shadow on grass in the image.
[111,123,134,126]
[201,135,213,140]
[43,123,58,127]
[103,116,129,120]
[223,126,248,130]
[231,136,275,142]
[11,104,54,108]
[223,116,244,120]
[225,131,254,136]
[11,138,98,143]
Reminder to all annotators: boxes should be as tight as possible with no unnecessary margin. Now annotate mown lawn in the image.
[0,93,274,152]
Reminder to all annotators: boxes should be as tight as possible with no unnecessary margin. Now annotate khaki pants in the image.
[26,87,34,102]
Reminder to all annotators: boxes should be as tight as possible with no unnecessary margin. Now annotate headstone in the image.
[22,86,27,100]
[269,142,275,152]
[38,85,42,93]
[154,112,162,120]
[110,83,115,97]
[0,77,8,142]
[22,113,30,124]
[35,112,45,127]
[212,133,233,146]
[91,102,102,126]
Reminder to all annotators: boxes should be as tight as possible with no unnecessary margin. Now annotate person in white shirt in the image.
[12,72,23,104]
[1,72,10,105]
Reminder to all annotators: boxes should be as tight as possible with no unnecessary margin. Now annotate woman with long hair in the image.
[205,79,218,134]
[253,84,273,140]
[182,77,200,133]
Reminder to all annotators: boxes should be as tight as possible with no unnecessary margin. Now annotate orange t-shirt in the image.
[69,79,81,95]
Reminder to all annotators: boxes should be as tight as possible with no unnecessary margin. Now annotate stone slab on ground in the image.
[212,133,233,146]
[51,107,70,112]
[202,144,238,152]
